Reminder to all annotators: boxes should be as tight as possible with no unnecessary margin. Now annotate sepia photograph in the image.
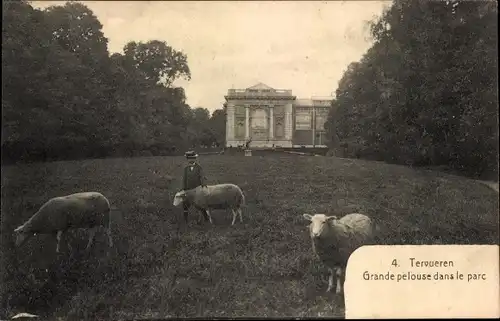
[1,0,498,319]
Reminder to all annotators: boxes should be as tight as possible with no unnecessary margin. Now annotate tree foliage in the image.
[2,1,223,162]
[325,0,498,180]
[209,109,227,147]
[123,40,191,87]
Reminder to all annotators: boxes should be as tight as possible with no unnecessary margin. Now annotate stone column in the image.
[285,102,293,141]
[312,107,316,147]
[245,105,250,140]
[225,103,234,146]
[269,105,274,139]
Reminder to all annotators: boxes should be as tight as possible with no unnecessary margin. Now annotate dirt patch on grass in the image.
[1,155,498,318]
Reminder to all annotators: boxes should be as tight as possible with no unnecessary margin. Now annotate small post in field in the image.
[244,138,252,156]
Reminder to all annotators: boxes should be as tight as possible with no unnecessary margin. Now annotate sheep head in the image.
[302,213,338,239]
[13,225,32,247]
[173,190,187,207]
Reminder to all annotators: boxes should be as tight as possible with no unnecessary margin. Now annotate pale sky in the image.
[32,1,390,113]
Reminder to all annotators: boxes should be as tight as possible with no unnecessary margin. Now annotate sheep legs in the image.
[56,230,63,253]
[55,230,75,253]
[195,207,211,224]
[311,238,317,256]
[238,208,243,223]
[107,227,113,248]
[183,203,190,223]
[335,267,344,295]
[231,209,238,225]
[86,227,113,252]
[55,227,110,253]
[326,267,344,294]
[327,268,335,292]
[230,208,243,225]
[86,227,98,251]
[204,209,213,224]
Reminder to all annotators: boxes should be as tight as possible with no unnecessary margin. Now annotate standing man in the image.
[182,151,209,223]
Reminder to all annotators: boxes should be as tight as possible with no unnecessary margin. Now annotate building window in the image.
[315,113,327,131]
[275,116,284,138]
[317,132,325,145]
[315,108,329,131]
[295,110,312,130]
[251,108,268,129]
[235,117,245,138]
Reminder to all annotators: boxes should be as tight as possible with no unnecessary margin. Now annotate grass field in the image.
[1,153,498,319]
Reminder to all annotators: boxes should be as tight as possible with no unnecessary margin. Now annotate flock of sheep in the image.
[13,182,380,296]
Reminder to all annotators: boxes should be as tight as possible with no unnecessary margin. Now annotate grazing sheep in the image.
[14,192,113,253]
[173,184,245,225]
[302,213,377,294]
[11,312,38,319]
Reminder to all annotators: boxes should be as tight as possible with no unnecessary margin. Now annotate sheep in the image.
[13,192,113,253]
[11,312,39,319]
[302,212,378,294]
[173,183,245,225]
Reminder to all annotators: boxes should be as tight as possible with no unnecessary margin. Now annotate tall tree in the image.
[2,1,53,145]
[43,2,109,61]
[209,109,226,147]
[1,1,205,162]
[123,40,191,87]
[325,0,498,178]
[187,107,214,147]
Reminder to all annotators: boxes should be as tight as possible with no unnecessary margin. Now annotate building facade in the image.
[224,83,332,148]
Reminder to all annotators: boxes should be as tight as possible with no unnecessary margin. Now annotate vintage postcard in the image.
[1,0,498,319]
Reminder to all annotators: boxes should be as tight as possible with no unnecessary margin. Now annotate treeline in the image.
[2,1,226,164]
[325,0,498,180]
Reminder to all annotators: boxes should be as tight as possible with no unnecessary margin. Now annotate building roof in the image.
[225,83,334,102]
[294,99,314,106]
[311,96,334,101]
[294,97,332,107]
[247,82,275,90]
[225,82,295,100]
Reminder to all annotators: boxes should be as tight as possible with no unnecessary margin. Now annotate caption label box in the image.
[344,245,499,319]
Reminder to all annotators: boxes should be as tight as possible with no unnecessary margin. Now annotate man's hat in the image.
[185,151,198,159]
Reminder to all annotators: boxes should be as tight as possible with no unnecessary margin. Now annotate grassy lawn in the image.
[1,154,498,319]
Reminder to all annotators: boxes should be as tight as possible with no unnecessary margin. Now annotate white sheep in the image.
[11,312,39,319]
[14,192,113,253]
[173,184,245,225]
[302,212,378,294]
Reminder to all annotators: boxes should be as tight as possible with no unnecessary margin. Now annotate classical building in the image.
[224,83,332,148]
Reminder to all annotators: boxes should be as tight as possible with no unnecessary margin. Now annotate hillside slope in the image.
[1,155,498,319]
